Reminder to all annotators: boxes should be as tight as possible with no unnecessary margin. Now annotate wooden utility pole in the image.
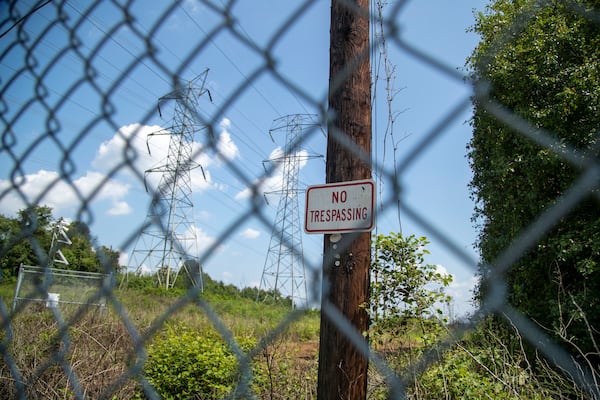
[317,0,371,399]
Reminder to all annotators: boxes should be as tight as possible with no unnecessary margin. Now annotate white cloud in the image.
[435,264,450,278]
[424,264,477,319]
[118,251,129,267]
[0,169,130,217]
[240,228,260,239]
[234,176,273,201]
[107,201,132,216]
[446,274,479,318]
[185,225,224,257]
[447,274,478,298]
[92,123,197,191]
[0,118,240,220]
[93,123,163,178]
[216,118,240,162]
[79,171,130,200]
[93,120,239,195]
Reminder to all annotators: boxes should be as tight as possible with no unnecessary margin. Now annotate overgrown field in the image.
[0,282,593,399]
[0,282,321,399]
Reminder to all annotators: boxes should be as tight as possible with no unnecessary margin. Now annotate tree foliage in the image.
[0,205,54,277]
[0,206,122,278]
[370,233,452,329]
[467,0,600,357]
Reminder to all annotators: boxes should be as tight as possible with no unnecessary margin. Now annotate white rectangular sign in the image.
[304,179,375,234]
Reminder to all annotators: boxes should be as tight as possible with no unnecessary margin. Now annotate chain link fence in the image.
[1,0,599,399]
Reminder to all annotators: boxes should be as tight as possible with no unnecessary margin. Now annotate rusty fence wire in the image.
[1,0,599,399]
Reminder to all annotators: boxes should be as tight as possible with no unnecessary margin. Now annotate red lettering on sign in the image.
[331,190,347,203]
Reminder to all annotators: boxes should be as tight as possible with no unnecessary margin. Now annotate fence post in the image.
[317,0,371,399]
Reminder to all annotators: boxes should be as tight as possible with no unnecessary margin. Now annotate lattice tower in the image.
[258,114,322,308]
[49,218,71,267]
[128,71,210,289]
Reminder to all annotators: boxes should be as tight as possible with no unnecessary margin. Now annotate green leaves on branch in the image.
[370,233,452,329]
[143,327,252,399]
[467,0,600,359]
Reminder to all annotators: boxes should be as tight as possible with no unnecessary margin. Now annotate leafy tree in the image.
[60,227,96,272]
[17,205,53,230]
[0,207,122,277]
[96,245,121,273]
[0,206,54,275]
[0,214,28,279]
[370,233,452,331]
[61,221,123,273]
[467,0,599,357]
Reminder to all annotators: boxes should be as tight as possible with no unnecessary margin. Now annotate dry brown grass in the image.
[0,288,321,399]
[1,304,139,399]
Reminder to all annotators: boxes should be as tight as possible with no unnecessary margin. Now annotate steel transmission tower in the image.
[258,114,322,308]
[128,71,210,289]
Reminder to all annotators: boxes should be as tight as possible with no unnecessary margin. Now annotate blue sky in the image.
[1,1,487,316]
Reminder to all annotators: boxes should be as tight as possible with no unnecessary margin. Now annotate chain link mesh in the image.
[1,0,599,399]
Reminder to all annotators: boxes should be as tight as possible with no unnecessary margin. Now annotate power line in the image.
[178,3,283,118]
[65,1,171,87]
[179,2,326,159]
[128,3,277,167]
[0,0,52,39]
[216,1,327,155]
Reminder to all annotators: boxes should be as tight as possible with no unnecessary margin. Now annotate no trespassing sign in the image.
[304,179,375,234]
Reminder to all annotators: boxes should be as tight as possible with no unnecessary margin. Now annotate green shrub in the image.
[415,339,550,399]
[143,327,239,399]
